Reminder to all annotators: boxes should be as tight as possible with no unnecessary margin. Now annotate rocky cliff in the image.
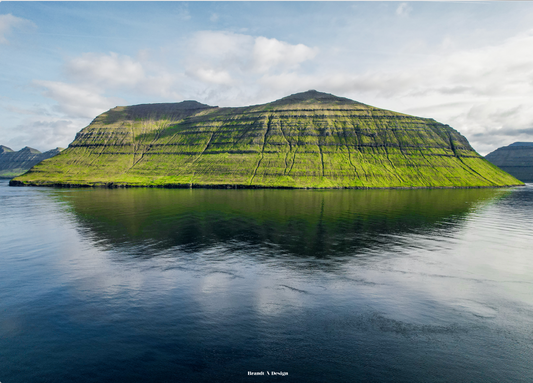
[0,146,63,179]
[10,90,522,188]
[485,142,533,182]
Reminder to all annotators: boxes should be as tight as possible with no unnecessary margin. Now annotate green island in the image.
[10,90,523,188]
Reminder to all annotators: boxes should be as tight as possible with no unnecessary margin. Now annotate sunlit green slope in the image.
[11,90,523,188]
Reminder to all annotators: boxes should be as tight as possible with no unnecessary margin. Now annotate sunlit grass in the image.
[13,94,523,188]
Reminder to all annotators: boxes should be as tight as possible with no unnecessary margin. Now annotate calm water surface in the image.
[1,179,532,382]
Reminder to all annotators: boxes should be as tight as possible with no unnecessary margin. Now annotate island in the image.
[10,90,522,188]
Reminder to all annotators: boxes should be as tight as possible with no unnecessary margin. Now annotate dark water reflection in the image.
[60,187,503,260]
[2,181,533,383]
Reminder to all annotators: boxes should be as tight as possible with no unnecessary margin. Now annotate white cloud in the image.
[3,104,52,117]
[0,13,35,44]
[136,71,184,100]
[66,52,145,88]
[190,31,252,69]
[33,80,122,119]
[189,68,233,85]
[62,52,183,100]
[186,31,318,81]
[4,117,88,151]
[31,51,184,128]
[252,36,318,73]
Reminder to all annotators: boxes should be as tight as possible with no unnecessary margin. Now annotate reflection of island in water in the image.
[59,188,507,258]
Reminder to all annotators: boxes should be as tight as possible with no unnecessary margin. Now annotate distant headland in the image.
[0,146,63,179]
[486,142,533,182]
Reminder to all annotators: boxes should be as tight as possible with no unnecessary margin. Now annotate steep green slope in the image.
[11,90,522,188]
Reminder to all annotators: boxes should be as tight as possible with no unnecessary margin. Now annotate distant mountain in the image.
[11,90,521,188]
[485,142,533,182]
[0,145,14,154]
[0,146,63,179]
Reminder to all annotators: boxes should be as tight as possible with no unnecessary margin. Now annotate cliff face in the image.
[485,142,533,182]
[0,146,63,179]
[11,90,522,188]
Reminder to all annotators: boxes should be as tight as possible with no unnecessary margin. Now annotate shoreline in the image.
[8,179,525,190]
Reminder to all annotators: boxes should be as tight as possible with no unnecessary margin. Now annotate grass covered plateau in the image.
[11,91,523,188]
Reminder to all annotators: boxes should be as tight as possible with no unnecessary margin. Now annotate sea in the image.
[1,179,532,382]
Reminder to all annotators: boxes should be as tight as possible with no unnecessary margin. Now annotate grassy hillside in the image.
[11,90,522,188]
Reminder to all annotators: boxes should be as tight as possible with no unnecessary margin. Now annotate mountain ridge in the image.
[11,91,522,188]
[485,142,533,182]
[1,146,63,179]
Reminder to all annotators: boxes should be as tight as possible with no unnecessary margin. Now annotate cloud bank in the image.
[4,5,533,155]
[26,32,320,149]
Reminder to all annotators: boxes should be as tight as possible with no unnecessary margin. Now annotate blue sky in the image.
[2,2,533,154]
